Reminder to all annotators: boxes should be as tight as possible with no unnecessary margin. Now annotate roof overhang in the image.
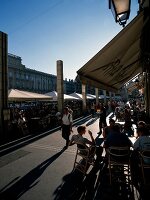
[77,11,146,93]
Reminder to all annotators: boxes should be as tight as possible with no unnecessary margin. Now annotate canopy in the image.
[8,89,52,101]
[45,91,79,101]
[69,92,94,100]
[86,94,110,99]
[45,91,58,101]
[77,11,146,92]
[86,94,96,99]
[99,95,110,99]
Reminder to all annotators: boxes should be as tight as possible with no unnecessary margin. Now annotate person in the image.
[114,106,120,122]
[133,126,150,151]
[130,126,150,186]
[104,124,133,173]
[61,107,73,148]
[135,120,147,138]
[91,103,95,117]
[123,107,133,137]
[96,102,101,117]
[55,111,62,126]
[66,105,73,115]
[137,120,146,128]
[69,125,103,165]
[69,125,95,148]
[104,124,133,148]
[103,118,115,139]
[98,103,107,134]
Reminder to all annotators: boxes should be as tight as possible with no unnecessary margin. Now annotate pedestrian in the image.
[98,103,107,134]
[91,103,95,117]
[66,105,73,115]
[61,107,73,149]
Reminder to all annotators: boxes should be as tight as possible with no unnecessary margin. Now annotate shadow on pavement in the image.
[53,162,105,200]
[53,160,147,200]
[53,170,85,200]
[0,148,65,200]
[74,117,93,127]
[94,167,149,200]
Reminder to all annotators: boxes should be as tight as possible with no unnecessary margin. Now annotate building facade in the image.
[8,53,58,93]
[8,53,98,95]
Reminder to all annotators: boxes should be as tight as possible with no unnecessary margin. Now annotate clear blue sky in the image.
[0,0,139,80]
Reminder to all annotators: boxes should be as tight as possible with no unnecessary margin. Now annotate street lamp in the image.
[109,0,131,27]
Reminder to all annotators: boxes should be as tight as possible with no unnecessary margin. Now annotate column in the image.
[112,92,115,98]
[82,83,86,112]
[109,91,112,99]
[103,90,107,104]
[0,31,9,140]
[95,87,99,106]
[57,60,64,113]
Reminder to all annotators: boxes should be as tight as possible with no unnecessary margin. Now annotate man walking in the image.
[61,107,73,148]
[99,103,107,134]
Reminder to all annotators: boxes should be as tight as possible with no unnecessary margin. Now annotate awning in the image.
[77,11,147,92]
[69,92,94,100]
[8,89,52,101]
[45,91,80,101]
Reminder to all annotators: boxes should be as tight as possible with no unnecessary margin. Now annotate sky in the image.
[0,0,139,80]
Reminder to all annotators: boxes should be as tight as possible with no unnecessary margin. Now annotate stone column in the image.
[82,83,86,112]
[109,91,112,99]
[57,60,64,113]
[103,90,107,104]
[0,31,9,140]
[140,5,150,119]
[95,88,99,106]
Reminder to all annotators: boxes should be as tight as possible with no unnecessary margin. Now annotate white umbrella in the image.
[69,92,94,100]
[87,94,96,99]
[45,91,79,101]
[45,91,57,101]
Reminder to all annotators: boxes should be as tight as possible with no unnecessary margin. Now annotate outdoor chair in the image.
[138,149,150,184]
[73,143,96,175]
[107,146,132,185]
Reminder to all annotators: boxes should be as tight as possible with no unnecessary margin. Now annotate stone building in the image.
[8,53,97,95]
[8,53,57,93]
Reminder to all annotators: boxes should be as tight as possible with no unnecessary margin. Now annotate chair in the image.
[138,150,150,184]
[107,146,132,184]
[73,142,96,175]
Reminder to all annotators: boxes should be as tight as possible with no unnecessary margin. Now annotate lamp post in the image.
[109,0,131,27]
